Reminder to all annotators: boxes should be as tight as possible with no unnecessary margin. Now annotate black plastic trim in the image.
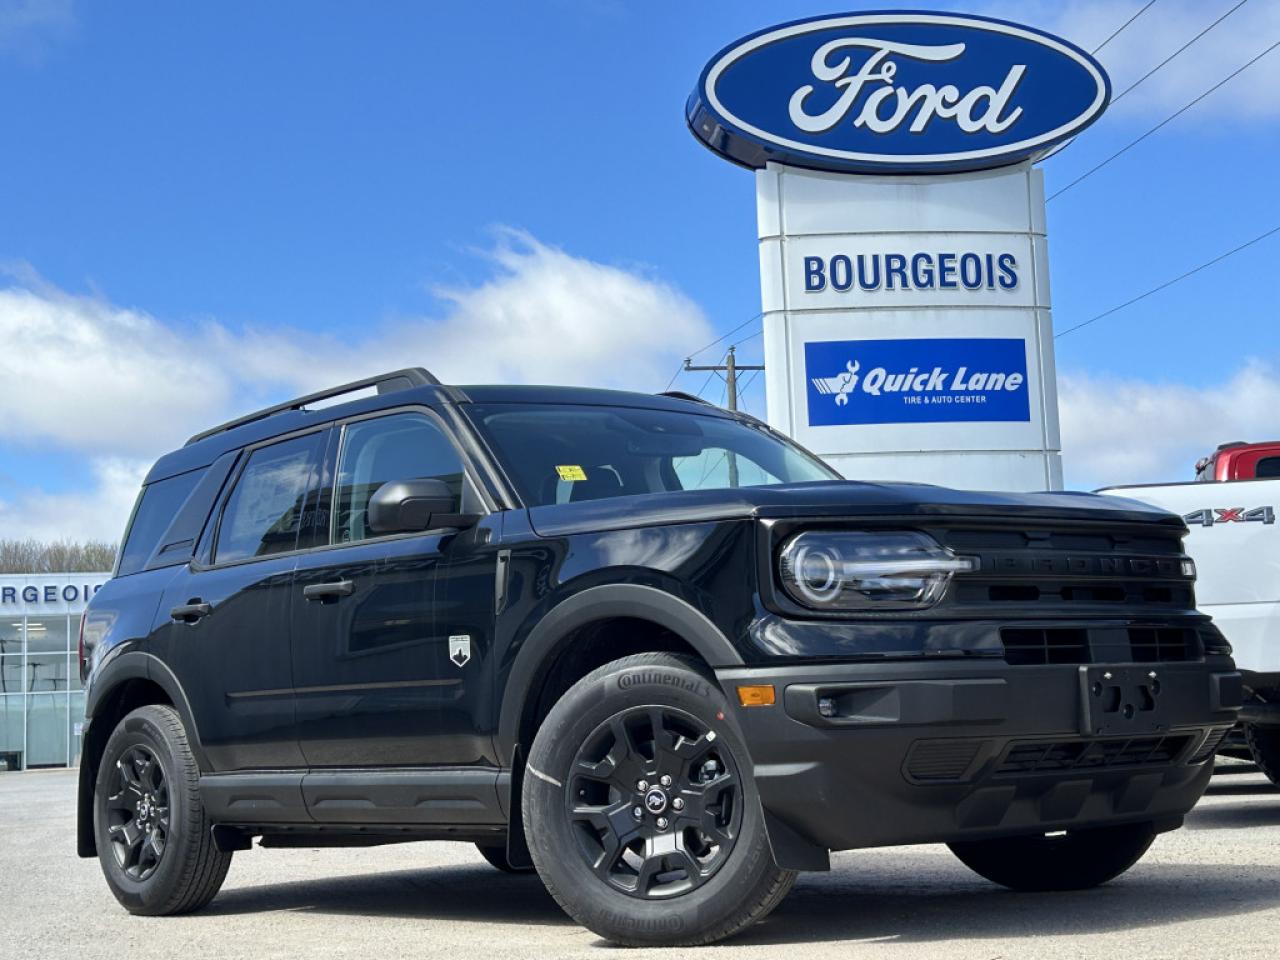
[497,583,744,765]
[198,768,507,827]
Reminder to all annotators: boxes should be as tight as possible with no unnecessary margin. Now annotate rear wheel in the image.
[523,653,795,946]
[1245,723,1280,785]
[94,705,232,915]
[949,822,1156,892]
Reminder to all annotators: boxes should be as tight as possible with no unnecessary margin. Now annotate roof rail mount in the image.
[657,390,715,406]
[186,368,441,446]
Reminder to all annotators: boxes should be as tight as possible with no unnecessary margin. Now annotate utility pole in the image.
[683,346,765,487]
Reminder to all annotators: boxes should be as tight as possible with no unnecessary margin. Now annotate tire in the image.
[949,821,1157,892]
[523,652,796,947]
[93,705,233,915]
[475,842,535,874]
[1245,724,1280,785]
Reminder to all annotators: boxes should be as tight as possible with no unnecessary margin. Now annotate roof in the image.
[144,370,732,484]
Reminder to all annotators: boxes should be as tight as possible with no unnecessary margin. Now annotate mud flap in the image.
[761,803,831,872]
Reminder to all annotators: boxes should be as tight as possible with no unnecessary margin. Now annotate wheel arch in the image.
[78,652,206,858]
[495,584,744,870]
[496,584,743,766]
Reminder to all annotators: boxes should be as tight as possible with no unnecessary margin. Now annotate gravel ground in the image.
[6,762,1279,959]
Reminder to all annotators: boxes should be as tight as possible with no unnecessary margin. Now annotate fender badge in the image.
[449,635,472,668]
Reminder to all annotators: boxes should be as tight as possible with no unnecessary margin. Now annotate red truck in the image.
[1194,441,1280,482]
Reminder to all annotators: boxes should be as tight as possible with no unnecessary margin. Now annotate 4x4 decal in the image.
[1183,506,1275,527]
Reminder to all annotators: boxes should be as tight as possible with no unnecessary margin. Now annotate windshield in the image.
[465,402,838,507]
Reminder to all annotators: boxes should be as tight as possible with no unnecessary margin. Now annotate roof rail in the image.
[657,390,714,406]
[186,368,441,446]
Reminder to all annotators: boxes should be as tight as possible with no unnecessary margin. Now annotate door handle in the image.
[170,600,212,623]
[303,580,355,602]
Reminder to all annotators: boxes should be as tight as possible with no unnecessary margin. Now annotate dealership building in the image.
[0,573,111,769]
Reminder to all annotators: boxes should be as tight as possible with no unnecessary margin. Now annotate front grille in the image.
[955,581,1194,608]
[996,734,1193,776]
[1001,628,1089,665]
[999,626,1201,665]
[939,524,1194,617]
[904,739,985,782]
[1129,627,1197,662]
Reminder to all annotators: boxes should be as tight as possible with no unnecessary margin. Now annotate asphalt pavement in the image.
[6,761,1279,959]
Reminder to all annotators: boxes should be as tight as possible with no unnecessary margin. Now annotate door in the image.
[290,409,495,768]
[157,429,328,771]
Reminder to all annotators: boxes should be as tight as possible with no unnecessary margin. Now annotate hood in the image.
[526,480,1183,538]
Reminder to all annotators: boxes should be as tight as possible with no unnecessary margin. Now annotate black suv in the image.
[78,368,1240,946]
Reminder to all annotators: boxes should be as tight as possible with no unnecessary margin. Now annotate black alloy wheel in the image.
[523,652,796,947]
[94,704,232,915]
[567,705,742,899]
[105,744,171,882]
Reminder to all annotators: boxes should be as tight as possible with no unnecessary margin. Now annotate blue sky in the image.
[1,0,1278,539]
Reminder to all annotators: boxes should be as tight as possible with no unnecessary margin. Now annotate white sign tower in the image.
[687,12,1110,492]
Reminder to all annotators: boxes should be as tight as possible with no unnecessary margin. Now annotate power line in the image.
[1111,0,1248,106]
[1048,36,1280,201]
[1092,0,1159,55]
[693,369,717,398]
[664,312,763,390]
[736,369,763,408]
[1055,222,1280,339]
[685,346,765,412]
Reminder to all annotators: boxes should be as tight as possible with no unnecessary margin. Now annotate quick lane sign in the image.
[688,11,1110,174]
[805,338,1030,426]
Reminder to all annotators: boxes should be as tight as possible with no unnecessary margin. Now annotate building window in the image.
[0,578,107,771]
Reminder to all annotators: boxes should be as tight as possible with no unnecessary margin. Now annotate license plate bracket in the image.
[1078,665,1168,737]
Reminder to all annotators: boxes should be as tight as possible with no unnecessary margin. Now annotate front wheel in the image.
[94,705,232,915]
[949,822,1157,892]
[523,653,795,946]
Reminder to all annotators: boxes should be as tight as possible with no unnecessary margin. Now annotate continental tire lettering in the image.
[595,908,686,933]
[617,672,711,698]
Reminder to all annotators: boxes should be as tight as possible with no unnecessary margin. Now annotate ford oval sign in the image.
[687,11,1110,174]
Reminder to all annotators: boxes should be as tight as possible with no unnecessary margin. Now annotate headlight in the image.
[778,530,977,611]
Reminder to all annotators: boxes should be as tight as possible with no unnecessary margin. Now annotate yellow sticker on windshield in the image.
[557,465,588,482]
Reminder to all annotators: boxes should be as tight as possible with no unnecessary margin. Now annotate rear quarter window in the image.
[117,470,203,576]
[1256,457,1280,479]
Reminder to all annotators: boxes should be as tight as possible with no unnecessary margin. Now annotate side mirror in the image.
[366,479,474,535]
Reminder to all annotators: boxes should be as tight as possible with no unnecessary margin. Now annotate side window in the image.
[295,431,335,552]
[215,433,325,564]
[334,412,464,544]
[1256,457,1280,479]
[117,470,203,576]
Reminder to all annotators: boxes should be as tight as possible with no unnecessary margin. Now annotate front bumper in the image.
[717,656,1241,861]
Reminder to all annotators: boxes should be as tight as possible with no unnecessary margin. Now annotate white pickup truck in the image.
[1100,440,1280,781]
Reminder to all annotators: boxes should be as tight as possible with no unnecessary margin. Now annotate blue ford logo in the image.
[687,12,1110,174]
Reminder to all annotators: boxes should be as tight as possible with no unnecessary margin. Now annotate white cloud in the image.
[0,0,75,62]
[1059,359,1280,489]
[0,457,146,543]
[0,230,713,542]
[974,0,1280,121]
[0,282,236,457]
[218,228,714,397]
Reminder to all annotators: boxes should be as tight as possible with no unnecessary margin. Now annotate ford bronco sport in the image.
[78,368,1241,945]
